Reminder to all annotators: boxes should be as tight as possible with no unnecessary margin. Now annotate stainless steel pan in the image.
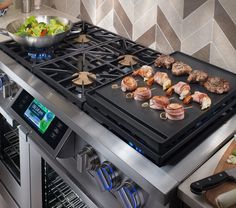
[0,15,80,48]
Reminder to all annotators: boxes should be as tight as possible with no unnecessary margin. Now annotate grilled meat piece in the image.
[169,81,191,100]
[154,54,175,69]
[132,65,154,79]
[172,61,192,76]
[149,96,170,110]
[187,70,208,83]
[203,76,230,94]
[154,72,172,91]
[164,103,185,120]
[121,76,138,92]
[133,87,152,101]
[192,91,211,110]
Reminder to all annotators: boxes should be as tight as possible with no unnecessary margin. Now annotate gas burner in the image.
[118,55,138,66]
[27,47,54,61]
[75,34,90,43]
[72,72,96,86]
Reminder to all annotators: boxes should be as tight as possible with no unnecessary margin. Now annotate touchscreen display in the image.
[24,99,55,134]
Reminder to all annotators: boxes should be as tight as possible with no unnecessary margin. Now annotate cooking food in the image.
[172,61,192,76]
[187,70,208,83]
[226,155,236,164]
[149,96,170,110]
[15,15,68,37]
[121,76,138,92]
[167,81,191,100]
[226,148,236,164]
[154,72,172,90]
[146,77,154,86]
[203,76,230,94]
[154,54,175,69]
[232,149,236,156]
[164,103,185,120]
[133,87,152,101]
[132,65,154,80]
[192,91,211,110]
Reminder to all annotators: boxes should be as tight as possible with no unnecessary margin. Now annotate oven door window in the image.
[42,160,89,208]
[0,114,20,184]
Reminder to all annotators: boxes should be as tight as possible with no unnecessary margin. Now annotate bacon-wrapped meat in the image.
[121,76,138,92]
[133,87,152,101]
[132,65,154,79]
[203,76,230,94]
[167,81,191,100]
[149,96,170,110]
[172,61,192,76]
[154,54,175,69]
[164,103,185,120]
[154,72,172,90]
[187,70,208,83]
[192,91,211,110]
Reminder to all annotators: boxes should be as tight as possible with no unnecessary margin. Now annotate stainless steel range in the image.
[0,21,235,208]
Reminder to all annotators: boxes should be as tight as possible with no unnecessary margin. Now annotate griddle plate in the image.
[86,52,236,157]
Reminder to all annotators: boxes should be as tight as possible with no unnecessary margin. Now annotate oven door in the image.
[29,135,101,208]
[0,95,31,208]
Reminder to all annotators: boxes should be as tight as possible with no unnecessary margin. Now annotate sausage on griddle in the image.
[133,87,152,101]
[149,96,170,110]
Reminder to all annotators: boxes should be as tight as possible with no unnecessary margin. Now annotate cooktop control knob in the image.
[77,145,100,173]
[96,161,121,192]
[118,181,145,208]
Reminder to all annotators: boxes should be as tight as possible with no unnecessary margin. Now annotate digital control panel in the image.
[12,90,68,149]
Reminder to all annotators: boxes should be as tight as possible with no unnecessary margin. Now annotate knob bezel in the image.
[96,161,121,192]
[77,145,100,173]
[118,180,145,208]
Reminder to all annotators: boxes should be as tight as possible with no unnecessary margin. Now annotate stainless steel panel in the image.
[18,126,31,208]
[0,161,21,205]
[0,181,19,208]
[29,141,43,208]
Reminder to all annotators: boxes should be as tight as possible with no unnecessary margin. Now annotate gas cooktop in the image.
[0,21,159,107]
[1,21,235,166]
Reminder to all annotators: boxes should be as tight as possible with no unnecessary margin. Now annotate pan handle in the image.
[0,28,9,36]
[69,28,82,35]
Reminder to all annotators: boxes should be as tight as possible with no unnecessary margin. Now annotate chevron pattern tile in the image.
[50,0,236,73]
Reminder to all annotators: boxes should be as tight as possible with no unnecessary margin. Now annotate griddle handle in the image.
[190,171,229,195]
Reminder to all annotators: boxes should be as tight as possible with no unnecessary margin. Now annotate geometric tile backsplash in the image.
[49,0,236,73]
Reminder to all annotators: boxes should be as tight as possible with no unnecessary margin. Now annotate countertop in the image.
[178,135,236,208]
[0,5,79,42]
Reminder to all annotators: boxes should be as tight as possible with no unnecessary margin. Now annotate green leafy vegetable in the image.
[15,16,68,37]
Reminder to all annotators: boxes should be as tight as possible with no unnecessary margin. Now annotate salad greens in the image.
[15,16,68,37]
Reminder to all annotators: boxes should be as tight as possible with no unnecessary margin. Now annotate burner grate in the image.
[34,52,125,107]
